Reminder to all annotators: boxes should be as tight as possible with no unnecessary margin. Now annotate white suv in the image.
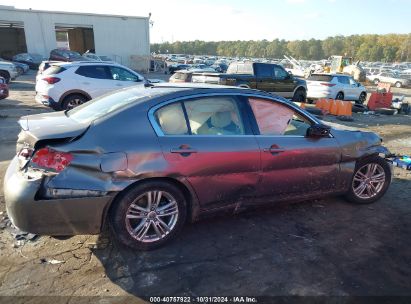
[35,62,147,110]
[306,74,367,104]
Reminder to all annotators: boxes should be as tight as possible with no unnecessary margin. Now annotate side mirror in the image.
[307,124,331,138]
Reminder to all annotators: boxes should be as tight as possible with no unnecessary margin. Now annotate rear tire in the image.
[395,81,402,88]
[345,156,391,204]
[61,94,87,110]
[292,88,306,102]
[109,181,187,250]
[373,79,380,85]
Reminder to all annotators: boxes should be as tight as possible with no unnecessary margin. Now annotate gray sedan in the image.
[4,84,392,250]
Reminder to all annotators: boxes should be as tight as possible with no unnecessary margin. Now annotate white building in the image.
[0,6,150,71]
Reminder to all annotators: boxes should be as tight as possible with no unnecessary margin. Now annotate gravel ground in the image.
[0,72,410,302]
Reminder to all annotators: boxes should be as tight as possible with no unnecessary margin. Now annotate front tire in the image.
[373,79,380,85]
[336,92,344,100]
[357,92,367,104]
[109,181,187,250]
[345,156,391,204]
[395,81,402,88]
[0,71,10,83]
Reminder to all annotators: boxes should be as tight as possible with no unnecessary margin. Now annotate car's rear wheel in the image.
[335,92,344,100]
[373,79,380,85]
[395,81,402,88]
[62,94,87,110]
[345,156,391,204]
[110,181,187,250]
[292,88,306,102]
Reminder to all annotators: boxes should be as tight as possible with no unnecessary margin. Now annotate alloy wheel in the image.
[352,163,386,199]
[67,98,84,109]
[125,190,179,243]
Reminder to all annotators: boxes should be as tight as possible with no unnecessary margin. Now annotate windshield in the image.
[67,87,174,124]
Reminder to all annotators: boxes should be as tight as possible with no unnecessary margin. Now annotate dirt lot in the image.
[0,72,410,302]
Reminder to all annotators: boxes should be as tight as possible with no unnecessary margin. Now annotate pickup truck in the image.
[192,62,307,101]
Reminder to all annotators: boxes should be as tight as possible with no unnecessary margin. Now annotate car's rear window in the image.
[43,66,67,75]
[67,87,176,124]
[307,75,333,82]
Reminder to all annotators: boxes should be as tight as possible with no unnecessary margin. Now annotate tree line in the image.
[151,34,411,62]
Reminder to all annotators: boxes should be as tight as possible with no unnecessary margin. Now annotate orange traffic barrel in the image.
[323,99,332,112]
[345,101,352,116]
[336,100,345,116]
[329,99,339,115]
[315,99,324,109]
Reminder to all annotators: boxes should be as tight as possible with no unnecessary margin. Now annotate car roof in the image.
[50,61,124,68]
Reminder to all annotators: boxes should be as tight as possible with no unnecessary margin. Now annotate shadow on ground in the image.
[92,176,411,298]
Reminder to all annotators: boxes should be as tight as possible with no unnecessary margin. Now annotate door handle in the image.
[263,145,285,154]
[170,145,197,155]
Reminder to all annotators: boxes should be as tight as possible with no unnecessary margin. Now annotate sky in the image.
[1,0,411,43]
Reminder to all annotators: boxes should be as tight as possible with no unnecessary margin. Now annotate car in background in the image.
[0,57,29,75]
[0,77,9,100]
[35,61,147,110]
[0,59,19,83]
[195,62,307,102]
[306,74,367,104]
[49,49,88,62]
[12,53,45,69]
[367,72,411,88]
[167,64,190,74]
[169,69,218,83]
[82,53,114,62]
[211,62,228,73]
[4,84,392,250]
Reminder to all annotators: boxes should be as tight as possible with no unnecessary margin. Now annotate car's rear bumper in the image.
[35,92,61,110]
[4,157,114,235]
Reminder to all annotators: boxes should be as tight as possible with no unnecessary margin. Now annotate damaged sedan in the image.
[4,84,392,250]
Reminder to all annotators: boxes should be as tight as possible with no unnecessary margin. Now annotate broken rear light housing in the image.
[31,148,73,172]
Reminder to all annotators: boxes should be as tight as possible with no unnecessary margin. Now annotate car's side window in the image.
[109,67,140,82]
[338,76,350,85]
[255,64,273,78]
[273,66,288,80]
[249,98,312,136]
[155,103,189,135]
[75,66,111,79]
[349,77,357,85]
[184,97,245,136]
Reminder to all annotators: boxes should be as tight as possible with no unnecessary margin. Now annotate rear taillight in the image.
[31,148,73,172]
[320,83,336,87]
[42,77,61,84]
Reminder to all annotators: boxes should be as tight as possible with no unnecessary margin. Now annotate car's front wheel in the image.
[357,92,367,104]
[345,156,391,204]
[110,181,187,250]
[395,81,402,88]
